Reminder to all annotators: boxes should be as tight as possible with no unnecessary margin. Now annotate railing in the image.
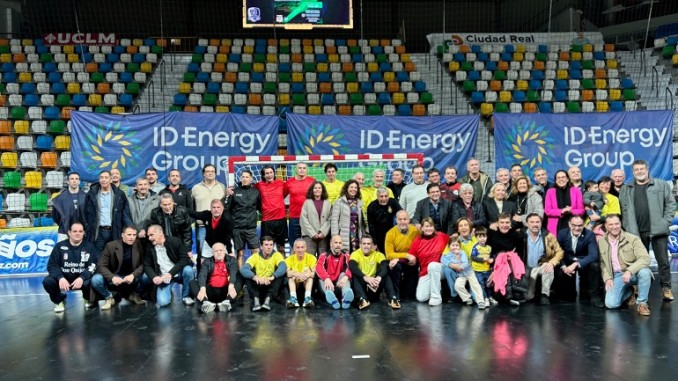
[132,104,140,114]
[651,66,659,97]
[147,79,156,111]
[666,86,674,110]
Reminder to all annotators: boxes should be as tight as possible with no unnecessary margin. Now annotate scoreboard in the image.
[243,0,353,29]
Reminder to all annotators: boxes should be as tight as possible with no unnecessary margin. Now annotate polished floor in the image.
[0,275,677,381]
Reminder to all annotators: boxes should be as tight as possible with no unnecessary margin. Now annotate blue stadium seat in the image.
[321,94,334,105]
[279,63,291,73]
[187,62,200,73]
[2,72,16,82]
[51,83,66,94]
[396,71,409,82]
[254,45,266,54]
[538,45,548,53]
[251,72,264,83]
[20,83,36,94]
[1,63,15,73]
[555,80,568,90]
[360,82,373,93]
[620,78,635,89]
[133,53,145,63]
[75,45,86,54]
[114,45,126,54]
[513,91,526,102]
[470,91,484,104]
[231,106,246,114]
[119,93,133,107]
[144,38,156,46]
[569,70,582,80]
[196,72,210,83]
[235,82,249,94]
[610,101,623,112]
[501,52,513,61]
[378,92,391,105]
[195,46,207,54]
[554,91,567,102]
[468,71,480,81]
[369,72,383,82]
[529,80,542,90]
[318,72,330,82]
[174,94,187,106]
[43,62,57,73]
[106,53,120,63]
[37,45,48,54]
[414,81,427,92]
[372,46,383,54]
[99,62,112,73]
[538,102,552,113]
[397,104,412,116]
[34,216,55,227]
[72,94,87,106]
[593,51,605,60]
[43,107,60,120]
[453,53,465,62]
[485,61,497,71]
[206,82,220,94]
[532,71,545,81]
[477,52,489,62]
[352,54,363,62]
[228,53,241,63]
[291,83,304,94]
[570,61,582,70]
[24,94,39,106]
[379,62,392,72]
[471,45,482,53]
[504,44,515,53]
[335,39,346,46]
[119,72,133,83]
[81,53,93,63]
[316,54,327,63]
[36,135,54,150]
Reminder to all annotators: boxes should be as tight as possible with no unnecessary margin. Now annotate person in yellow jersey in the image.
[240,236,287,312]
[384,210,419,301]
[322,163,344,205]
[349,235,400,310]
[285,239,317,309]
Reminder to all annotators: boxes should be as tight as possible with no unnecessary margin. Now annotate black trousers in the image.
[43,275,91,304]
[389,261,419,300]
[352,274,397,302]
[244,276,283,301]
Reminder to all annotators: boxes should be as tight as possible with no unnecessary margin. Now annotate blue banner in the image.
[286,114,480,171]
[494,111,674,181]
[0,227,57,275]
[71,112,279,187]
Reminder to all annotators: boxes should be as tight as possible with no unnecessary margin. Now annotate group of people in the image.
[45,158,675,317]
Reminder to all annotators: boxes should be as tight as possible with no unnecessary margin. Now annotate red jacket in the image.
[255,179,288,221]
[409,232,449,277]
[316,252,352,282]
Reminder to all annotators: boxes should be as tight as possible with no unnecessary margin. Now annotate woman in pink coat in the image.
[544,170,584,235]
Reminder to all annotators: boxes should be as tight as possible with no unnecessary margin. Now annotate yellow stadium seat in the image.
[328,54,339,63]
[13,120,29,134]
[141,62,153,73]
[571,52,582,61]
[480,103,493,116]
[266,54,277,63]
[317,63,328,72]
[609,89,621,101]
[21,38,32,46]
[347,83,359,93]
[499,91,512,103]
[133,38,144,47]
[606,59,618,69]
[221,39,232,46]
[67,82,80,94]
[393,93,405,104]
[303,45,313,54]
[401,53,411,63]
[308,105,321,115]
[88,94,102,106]
[111,106,125,114]
[367,62,378,72]
[253,63,265,72]
[557,69,568,80]
[215,105,229,113]
[68,53,79,63]
[673,54,678,66]
[25,171,42,189]
[243,46,254,54]
[595,79,607,89]
[583,44,593,52]
[448,61,460,72]
[216,53,227,63]
[516,80,528,91]
[291,72,303,82]
[596,101,609,112]
[516,44,526,53]
[179,82,191,94]
[1,152,17,168]
[0,53,10,63]
[384,72,395,82]
[369,39,379,47]
[63,45,74,54]
[513,52,524,62]
[278,93,290,105]
[19,72,32,83]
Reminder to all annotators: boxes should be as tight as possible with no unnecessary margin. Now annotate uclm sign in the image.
[43,32,117,46]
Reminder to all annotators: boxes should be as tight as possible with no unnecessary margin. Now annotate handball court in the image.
[0,275,676,381]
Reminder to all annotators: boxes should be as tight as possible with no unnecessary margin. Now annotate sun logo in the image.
[500,120,555,171]
[293,123,349,156]
[79,121,144,172]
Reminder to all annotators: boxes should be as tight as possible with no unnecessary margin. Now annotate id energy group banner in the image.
[494,111,674,181]
[71,112,279,186]
[286,114,479,171]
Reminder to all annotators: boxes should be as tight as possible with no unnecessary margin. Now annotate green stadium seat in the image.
[582,60,594,70]
[169,105,183,112]
[279,73,290,82]
[39,53,53,63]
[463,80,476,92]
[527,90,540,102]
[494,70,506,80]
[253,54,266,63]
[264,82,277,93]
[126,63,140,73]
[95,106,110,113]
[582,79,595,90]
[29,193,49,212]
[350,93,364,105]
[303,62,316,72]
[3,172,21,189]
[292,94,305,105]
[151,45,163,55]
[495,102,508,113]
[344,72,357,82]
[90,72,104,83]
[535,52,547,61]
[126,83,140,95]
[203,94,216,105]
[571,44,583,52]
[420,92,433,104]
[192,53,203,63]
[623,89,636,100]
[49,120,65,134]
[662,45,676,59]
[10,107,26,120]
[56,94,71,107]
[239,63,252,72]
[461,62,473,71]
[567,101,581,113]
[367,104,382,115]
[183,72,196,82]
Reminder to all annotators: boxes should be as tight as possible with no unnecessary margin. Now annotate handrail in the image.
[132,104,140,114]
[147,79,155,111]
[640,48,645,77]
[665,86,674,110]
[651,66,659,97]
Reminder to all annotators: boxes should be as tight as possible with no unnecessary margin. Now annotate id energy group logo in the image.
[79,121,144,172]
[293,123,349,155]
[500,120,555,170]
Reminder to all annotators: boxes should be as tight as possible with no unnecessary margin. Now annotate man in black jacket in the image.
[190,199,233,259]
[412,183,455,235]
[367,188,402,252]
[91,225,149,310]
[147,193,194,260]
[227,170,261,268]
[144,225,195,307]
[52,172,86,243]
[43,222,97,313]
[84,170,133,254]
[189,243,239,313]
[159,169,194,213]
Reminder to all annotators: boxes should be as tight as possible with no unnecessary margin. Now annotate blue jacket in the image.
[556,227,599,268]
[52,189,87,234]
[84,183,132,243]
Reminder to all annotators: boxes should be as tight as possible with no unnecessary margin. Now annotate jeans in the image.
[475,271,491,299]
[91,273,149,299]
[442,266,459,297]
[156,265,195,307]
[94,228,113,256]
[288,218,301,252]
[605,268,652,308]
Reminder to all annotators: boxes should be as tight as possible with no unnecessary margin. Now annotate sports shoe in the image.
[489,297,499,306]
[127,293,145,305]
[201,301,216,313]
[627,285,637,307]
[252,297,262,312]
[662,287,674,301]
[341,289,354,309]
[287,296,299,309]
[539,295,551,305]
[637,303,651,316]
[261,297,271,311]
[183,297,195,306]
[101,297,116,310]
[484,298,491,307]
[325,290,340,310]
[84,301,95,309]
[389,298,401,309]
[591,298,605,309]
[465,299,474,306]
[358,298,370,310]
[478,302,486,310]
[54,301,65,313]
[218,300,232,312]
[303,296,315,308]
[509,299,521,306]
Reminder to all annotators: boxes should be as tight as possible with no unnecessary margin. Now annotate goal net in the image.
[227,153,424,187]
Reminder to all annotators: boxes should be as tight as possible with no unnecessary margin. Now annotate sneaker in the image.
[591,298,605,309]
[465,299,474,306]
[637,303,651,316]
[325,290,340,310]
[303,296,315,308]
[358,298,370,310]
[201,301,216,313]
[218,300,232,312]
[539,295,551,305]
[287,296,299,309]
[341,289,354,309]
[54,301,65,313]
[627,286,637,307]
[252,297,262,312]
[388,299,401,309]
[489,297,499,306]
[478,302,486,310]
[84,301,95,309]
[261,297,271,311]
[484,298,491,307]
[183,297,195,306]
[127,293,145,305]
[101,297,116,310]
[509,299,521,306]
[663,287,674,301]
